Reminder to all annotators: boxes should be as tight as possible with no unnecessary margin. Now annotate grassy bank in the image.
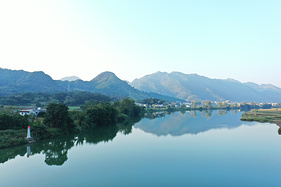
[241,108,281,125]
[0,129,27,149]
[0,127,61,149]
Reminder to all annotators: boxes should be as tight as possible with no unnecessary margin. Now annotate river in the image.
[1,110,281,186]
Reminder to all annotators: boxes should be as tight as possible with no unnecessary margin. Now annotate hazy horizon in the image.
[1,0,280,87]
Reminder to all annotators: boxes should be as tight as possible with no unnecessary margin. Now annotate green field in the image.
[241,108,281,125]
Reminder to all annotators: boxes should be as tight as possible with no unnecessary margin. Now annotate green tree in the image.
[44,103,74,132]
[84,103,118,127]
[140,98,165,105]
[115,98,143,117]
[0,113,11,130]
[0,113,29,130]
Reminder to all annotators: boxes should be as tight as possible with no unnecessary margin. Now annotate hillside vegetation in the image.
[0,68,178,102]
[131,71,281,102]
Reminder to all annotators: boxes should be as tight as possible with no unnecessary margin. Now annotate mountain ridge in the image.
[1,68,280,102]
[0,68,180,102]
[131,71,281,102]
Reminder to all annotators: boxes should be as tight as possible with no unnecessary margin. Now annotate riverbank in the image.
[241,108,281,126]
[0,127,61,149]
[0,116,141,150]
[0,129,27,149]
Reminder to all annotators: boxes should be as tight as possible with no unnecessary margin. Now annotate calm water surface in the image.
[1,110,281,186]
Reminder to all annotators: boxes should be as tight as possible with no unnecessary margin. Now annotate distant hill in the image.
[2,68,280,102]
[0,68,179,102]
[60,76,81,81]
[131,71,281,102]
[0,68,65,95]
[57,71,180,101]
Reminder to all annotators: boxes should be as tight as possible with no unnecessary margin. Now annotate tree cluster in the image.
[0,113,29,130]
[75,98,144,129]
[139,98,166,105]
[43,103,75,133]
[44,98,144,131]
[0,91,113,107]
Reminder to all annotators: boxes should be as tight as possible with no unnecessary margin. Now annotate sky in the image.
[0,0,281,87]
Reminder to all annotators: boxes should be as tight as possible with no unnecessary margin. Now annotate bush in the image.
[31,123,48,140]
[0,113,29,130]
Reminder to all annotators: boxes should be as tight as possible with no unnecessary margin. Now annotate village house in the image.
[19,107,42,116]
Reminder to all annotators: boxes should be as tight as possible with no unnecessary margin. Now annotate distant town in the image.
[136,99,279,111]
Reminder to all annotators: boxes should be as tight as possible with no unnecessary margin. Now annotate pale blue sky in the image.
[0,0,280,87]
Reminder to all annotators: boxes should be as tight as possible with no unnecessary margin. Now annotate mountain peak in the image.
[91,71,119,82]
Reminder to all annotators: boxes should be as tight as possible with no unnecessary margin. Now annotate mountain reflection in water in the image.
[136,110,244,136]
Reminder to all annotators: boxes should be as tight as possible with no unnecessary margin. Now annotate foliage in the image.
[241,109,281,124]
[261,103,272,109]
[115,98,144,118]
[240,103,259,111]
[0,97,144,149]
[0,105,19,114]
[0,91,113,107]
[31,123,48,140]
[140,98,165,105]
[131,71,281,102]
[0,113,29,130]
[44,103,74,132]
[76,98,144,129]
[83,103,118,128]
[0,113,142,164]
[0,129,27,149]
[0,68,178,102]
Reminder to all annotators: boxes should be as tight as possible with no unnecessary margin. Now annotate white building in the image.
[19,107,41,116]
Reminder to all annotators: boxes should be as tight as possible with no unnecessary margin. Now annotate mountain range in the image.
[0,68,178,101]
[130,71,281,102]
[0,68,280,102]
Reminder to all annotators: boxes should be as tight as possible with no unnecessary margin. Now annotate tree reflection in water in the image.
[2,111,278,167]
[0,117,141,166]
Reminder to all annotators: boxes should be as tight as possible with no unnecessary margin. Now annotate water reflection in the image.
[27,146,30,158]
[144,109,240,120]
[0,110,273,167]
[1,110,281,187]
[0,117,141,166]
[137,110,246,136]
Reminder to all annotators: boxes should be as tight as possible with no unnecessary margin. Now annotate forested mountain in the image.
[2,68,280,103]
[56,71,180,101]
[0,68,65,95]
[0,68,178,101]
[131,71,281,102]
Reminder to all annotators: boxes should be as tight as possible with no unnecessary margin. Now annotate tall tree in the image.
[85,103,118,127]
[115,98,143,117]
[44,103,74,132]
